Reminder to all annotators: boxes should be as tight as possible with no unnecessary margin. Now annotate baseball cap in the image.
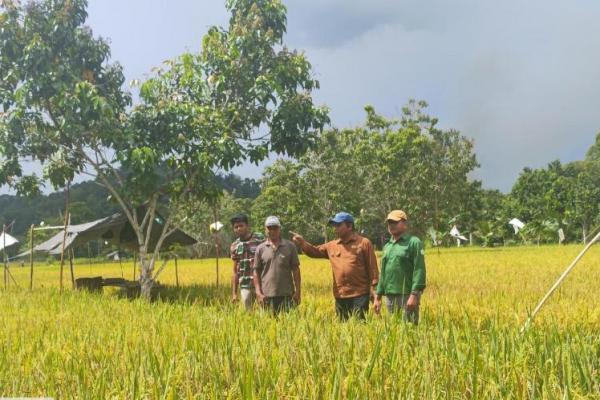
[265,216,281,227]
[386,210,408,222]
[328,212,354,225]
[230,213,249,225]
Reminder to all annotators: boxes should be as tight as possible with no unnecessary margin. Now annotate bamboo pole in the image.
[118,247,124,278]
[133,253,136,280]
[29,224,34,290]
[87,242,92,274]
[69,248,75,288]
[0,225,18,289]
[58,183,71,293]
[3,224,6,289]
[5,266,19,287]
[213,207,220,288]
[174,255,180,288]
[521,229,600,333]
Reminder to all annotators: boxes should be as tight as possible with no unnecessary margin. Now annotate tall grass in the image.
[1,245,599,398]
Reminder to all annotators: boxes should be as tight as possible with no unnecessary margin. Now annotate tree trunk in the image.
[582,223,588,244]
[138,249,155,300]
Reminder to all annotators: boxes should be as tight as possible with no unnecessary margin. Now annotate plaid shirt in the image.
[230,232,265,289]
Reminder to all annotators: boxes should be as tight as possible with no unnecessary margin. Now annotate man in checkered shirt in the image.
[229,214,265,310]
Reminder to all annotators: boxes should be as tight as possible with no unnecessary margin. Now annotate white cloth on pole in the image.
[508,218,525,234]
[558,228,565,244]
[209,221,224,233]
[450,225,468,241]
[0,232,19,251]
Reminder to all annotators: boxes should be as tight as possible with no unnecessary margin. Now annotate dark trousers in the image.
[385,293,420,324]
[335,294,370,320]
[263,296,295,314]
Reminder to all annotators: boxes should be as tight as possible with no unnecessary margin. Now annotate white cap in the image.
[265,216,281,227]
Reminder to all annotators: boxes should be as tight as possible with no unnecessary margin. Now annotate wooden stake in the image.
[521,229,600,333]
[2,224,6,289]
[69,248,75,289]
[87,242,92,274]
[29,224,34,290]
[59,182,71,293]
[174,255,180,288]
[118,247,124,278]
[5,266,19,288]
[133,252,137,280]
[213,207,220,288]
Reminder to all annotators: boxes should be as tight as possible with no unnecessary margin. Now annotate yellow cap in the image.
[386,210,408,222]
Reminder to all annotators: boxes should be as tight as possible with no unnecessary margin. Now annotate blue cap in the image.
[329,212,354,225]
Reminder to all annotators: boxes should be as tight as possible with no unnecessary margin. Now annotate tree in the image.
[251,159,309,239]
[0,0,328,297]
[350,101,480,241]
[252,132,361,244]
[585,132,600,162]
[175,190,254,258]
[564,161,600,243]
[253,101,481,248]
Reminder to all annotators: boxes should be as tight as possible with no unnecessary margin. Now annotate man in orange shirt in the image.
[291,212,378,320]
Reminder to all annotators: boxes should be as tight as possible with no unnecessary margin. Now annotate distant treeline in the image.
[0,173,259,241]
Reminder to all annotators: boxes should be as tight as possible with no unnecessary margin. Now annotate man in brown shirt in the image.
[254,216,301,314]
[291,212,378,320]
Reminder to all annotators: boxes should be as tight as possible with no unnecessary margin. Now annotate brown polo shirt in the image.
[300,233,378,299]
[254,239,300,297]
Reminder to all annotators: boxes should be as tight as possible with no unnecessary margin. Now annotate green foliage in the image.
[0,0,328,295]
[585,132,600,162]
[174,191,253,258]
[509,158,600,244]
[0,0,130,194]
[253,100,480,246]
[126,0,329,204]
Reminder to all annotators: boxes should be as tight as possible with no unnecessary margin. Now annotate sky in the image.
[4,0,600,193]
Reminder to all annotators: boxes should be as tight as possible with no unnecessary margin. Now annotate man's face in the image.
[265,225,281,241]
[387,219,408,236]
[333,222,353,238]
[233,222,250,239]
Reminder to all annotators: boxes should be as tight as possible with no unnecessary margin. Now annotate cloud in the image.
[283,0,600,191]
[3,0,600,194]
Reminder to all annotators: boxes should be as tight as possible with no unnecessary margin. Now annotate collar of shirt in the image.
[265,239,282,249]
[336,233,359,244]
[241,232,261,242]
[389,233,409,244]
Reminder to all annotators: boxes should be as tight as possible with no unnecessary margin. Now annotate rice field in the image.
[1,245,600,399]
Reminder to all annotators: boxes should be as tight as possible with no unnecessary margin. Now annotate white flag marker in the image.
[508,218,525,234]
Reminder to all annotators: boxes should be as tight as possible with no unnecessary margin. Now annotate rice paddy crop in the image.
[1,244,600,398]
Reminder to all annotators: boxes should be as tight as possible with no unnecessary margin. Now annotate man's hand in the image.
[373,297,382,315]
[231,293,239,303]
[289,231,305,246]
[406,294,419,312]
[256,292,266,305]
[293,291,301,305]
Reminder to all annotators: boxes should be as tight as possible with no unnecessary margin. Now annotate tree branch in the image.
[152,256,171,281]
[143,194,159,252]
[76,145,140,240]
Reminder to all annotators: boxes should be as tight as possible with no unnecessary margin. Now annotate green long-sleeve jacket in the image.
[376,234,426,295]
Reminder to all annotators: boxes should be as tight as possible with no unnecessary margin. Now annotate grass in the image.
[1,244,600,398]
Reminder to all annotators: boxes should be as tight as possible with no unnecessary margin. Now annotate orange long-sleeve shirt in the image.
[300,233,379,298]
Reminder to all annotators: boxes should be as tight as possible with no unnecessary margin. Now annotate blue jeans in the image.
[385,293,420,324]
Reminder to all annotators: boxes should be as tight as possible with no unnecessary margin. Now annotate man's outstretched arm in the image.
[290,231,329,259]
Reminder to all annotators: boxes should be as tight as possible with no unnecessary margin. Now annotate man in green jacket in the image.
[374,210,426,324]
